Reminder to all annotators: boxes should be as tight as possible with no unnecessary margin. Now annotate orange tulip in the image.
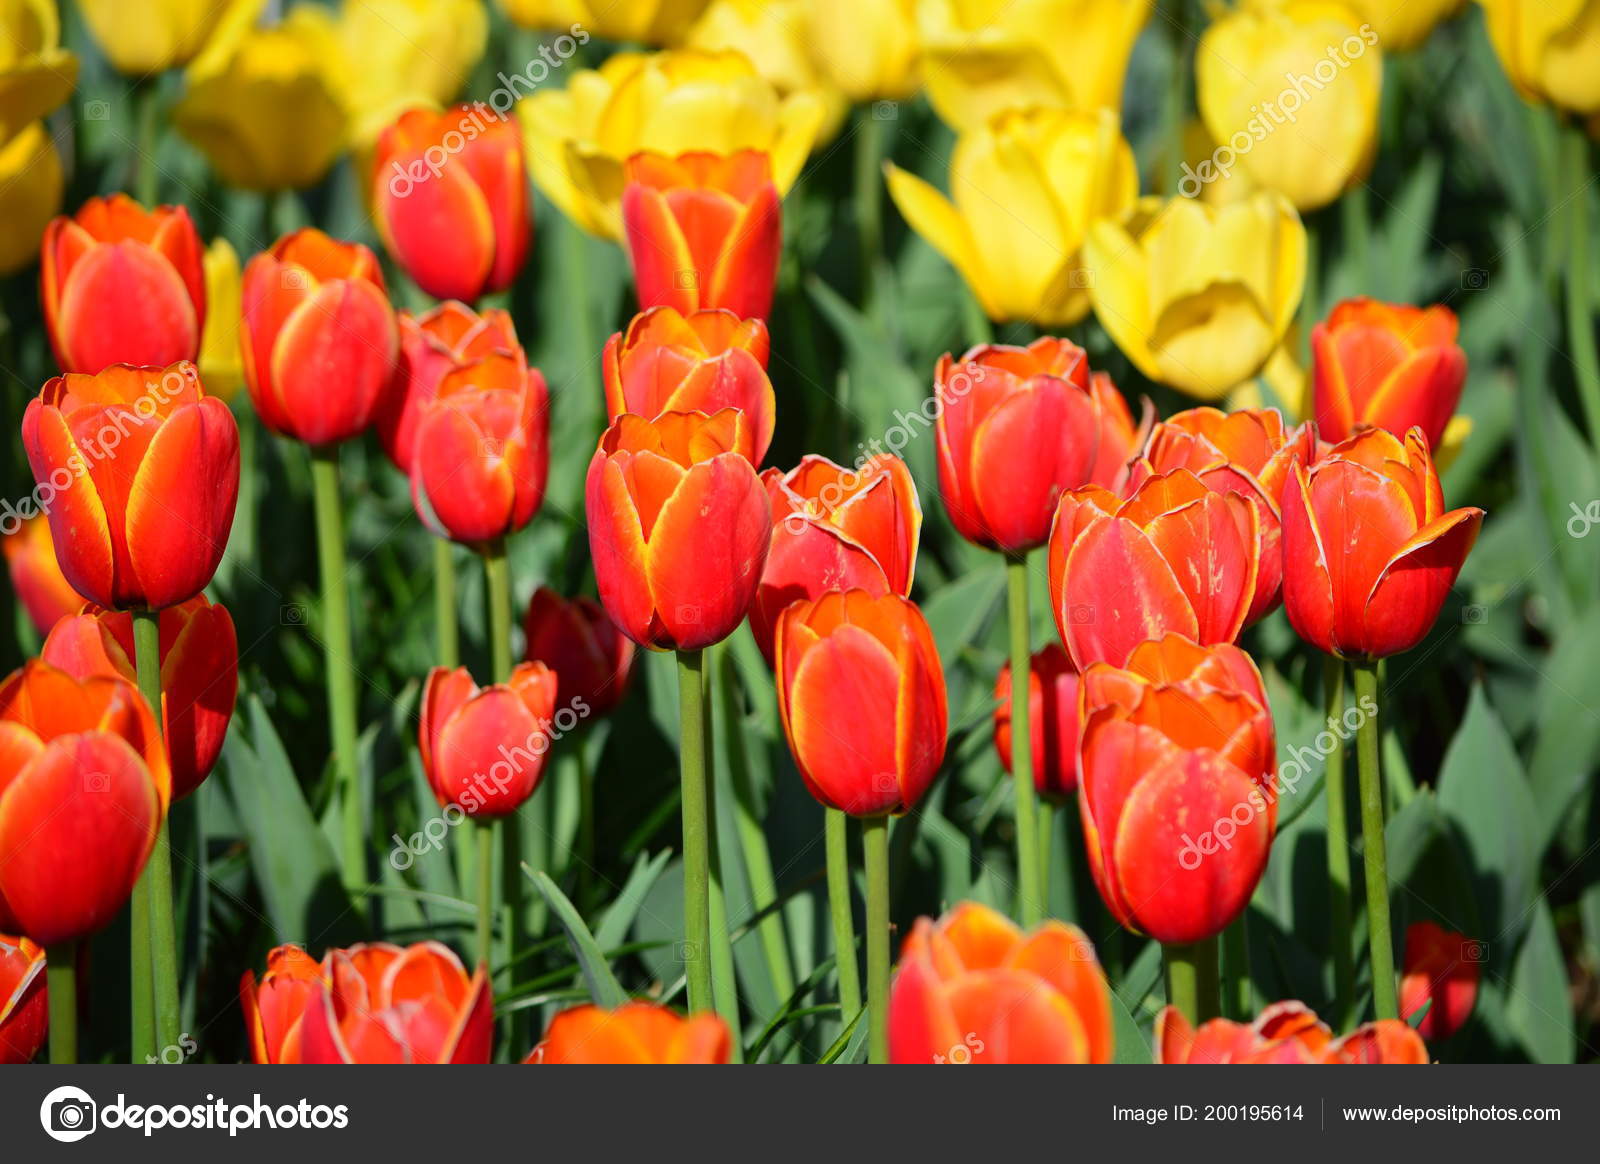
[522,587,636,718]
[1,513,87,637]
[410,349,549,545]
[1156,1000,1428,1063]
[0,660,168,946]
[1313,297,1466,450]
[373,105,532,304]
[750,453,920,664]
[774,590,947,816]
[1087,370,1148,489]
[526,1002,732,1064]
[1078,635,1275,944]
[41,194,205,373]
[21,361,239,611]
[1048,469,1259,671]
[41,596,237,802]
[0,934,47,1064]
[889,902,1112,1064]
[622,149,781,320]
[419,662,559,819]
[1400,921,1480,1042]
[586,409,771,651]
[603,306,776,465]
[1281,427,1483,659]
[241,229,399,445]
[994,642,1080,799]
[377,301,519,474]
[241,941,492,1065]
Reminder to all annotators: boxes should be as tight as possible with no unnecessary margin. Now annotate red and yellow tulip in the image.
[0,933,47,1064]
[1,514,87,637]
[1156,999,1428,1064]
[419,663,559,819]
[526,1002,731,1064]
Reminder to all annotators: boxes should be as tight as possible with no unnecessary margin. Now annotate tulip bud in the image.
[526,1002,732,1063]
[1156,999,1428,1063]
[522,587,636,719]
[806,0,919,101]
[1482,0,1600,115]
[2,513,88,637]
[239,944,322,1065]
[1400,921,1481,1042]
[994,643,1081,800]
[419,663,559,819]
[76,0,236,75]
[0,934,47,1064]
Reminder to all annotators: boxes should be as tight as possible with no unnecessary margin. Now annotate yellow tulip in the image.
[0,120,61,275]
[519,48,826,238]
[1083,193,1307,399]
[807,0,919,102]
[885,107,1137,327]
[1338,0,1463,50]
[75,0,259,76]
[1196,1,1381,212]
[500,0,710,44]
[173,5,348,191]
[916,0,1151,131]
[329,0,488,144]
[199,237,243,401]
[1479,0,1600,116]
[685,0,847,138]
[0,0,77,144]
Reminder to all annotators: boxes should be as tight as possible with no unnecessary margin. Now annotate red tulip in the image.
[1048,470,1259,671]
[41,596,237,801]
[2,514,88,637]
[1078,635,1275,944]
[377,301,519,473]
[586,410,771,651]
[1087,371,1148,489]
[21,361,238,611]
[890,902,1112,1064]
[419,662,559,819]
[994,642,1080,799]
[936,337,1104,554]
[525,1002,731,1064]
[522,587,636,718]
[1313,297,1466,449]
[373,105,532,304]
[41,194,205,373]
[241,941,492,1064]
[603,306,775,465]
[0,660,168,946]
[1281,427,1483,659]
[1400,921,1480,1041]
[750,453,921,664]
[410,349,549,545]
[0,934,47,1064]
[241,229,398,445]
[622,149,780,320]
[774,590,947,816]
[1156,1000,1428,1064]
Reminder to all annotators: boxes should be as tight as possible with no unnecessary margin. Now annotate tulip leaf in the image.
[526,868,627,1009]
[594,849,673,951]
[1527,606,1600,851]
[1506,900,1574,1064]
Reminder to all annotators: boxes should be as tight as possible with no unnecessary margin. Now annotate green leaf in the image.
[1528,606,1600,851]
[526,868,627,1009]
[594,850,673,951]
[1506,900,1574,1064]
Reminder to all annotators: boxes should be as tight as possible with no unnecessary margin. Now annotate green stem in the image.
[1323,654,1355,1027]
[563,216,595,401]
[1300,225,1321,351]
[825,808,862,1024]
[854,108,885,313]
[433,538,459,668]
[1006,555,1044,926]
[1342,184,1371,291]
[1563,124,1600,455]
[475,821,494,970]
[1163,0,1190,196]
[131,610,181,1057]
[1037,797,1055,918]
[863,815,890,1065]
[677,650,712,1013]
[1164,938,1220,1024]
[482,538,512,682]
[1222,915,1251,1019]
[1353,660,1397,1020]
[702,648,741,1060]
[961,289,994,349]
[130,876,153,1061]
[135,81,160,205]
[47,944,76,1064]
[576,740,595,902]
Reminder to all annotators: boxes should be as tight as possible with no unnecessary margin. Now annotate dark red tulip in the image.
[522,587,636,718]
[993,642,1080,799]
[0,934,47,1064]
[1400,921,1480,1042]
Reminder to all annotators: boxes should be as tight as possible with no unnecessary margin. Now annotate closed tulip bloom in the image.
[241,229,399,445]
[886,108,1138,328]
[750,453,920,663]
[241,941,492,1064]
[936,337,1106,554]
[604,307,776,463]
[1078,635,1276,944]
[198,238,245,401]
[994,643,1081,800]
[22,362,240,610]
[1156,1000,1428,1063]
[1312,297,1467,450]
[1281,427,1483,659]
[373,105,532,304]
[0,0,77,144]
[420,662,559,818]
[411,349,549,545]
[331,0,488,144]
[76,0,251,75]
[1480,0,1600,115]
[686,1,848,137]
[527,1002,731,1063]
[41,194,205,373]
[0,933,46,1063]
[587,409,771,651]
[2,513,87,637]
[1343,0,1463,52]
[1085,194,1306,400]
[807,0,918,100]
[0,660,168,947]
[503,0,708,44]
[774,590,947,816]
[890,902,1112,1064]
[623,150,781,321]
[0,123,63,277]
[523,587,636,718]
[1400,921,1481,1041]
[41,597,237,802]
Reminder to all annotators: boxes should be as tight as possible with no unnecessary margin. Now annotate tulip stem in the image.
[1164,938,1220,1024]
[132,609,180,1057]
[434,538,459,669]
[1563,124,1600,455]
[1006,555,1044,926]
[825,807,862,1025]
[309,444,364,898]
[475,820,494,970]
[863,815,890,1064]
[677,649,713,1014]
[130,878,153,1061]
[482,538,513,682]
[1353,659,1397,1020]
[854,107,885,314]
[135,81,160,205]
[1037,797,1055,916]
[1323,654,1356,1027]
[702,649,742,1060]
[1342,185,1371,290]
[47,944,76,1065]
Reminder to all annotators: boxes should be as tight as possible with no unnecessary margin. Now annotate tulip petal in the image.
[787,623,902,814]
[1363,507,1484,659]
[1061,515,1198,670]
[54,241,200,372]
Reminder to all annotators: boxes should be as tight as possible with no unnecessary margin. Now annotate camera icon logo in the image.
[1462,939,1489,963]
[280,603,307,626]
[674,269,700,290]
[40,1085,97,1143]
[83,100,110,122]
[1460,268,1489,291]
